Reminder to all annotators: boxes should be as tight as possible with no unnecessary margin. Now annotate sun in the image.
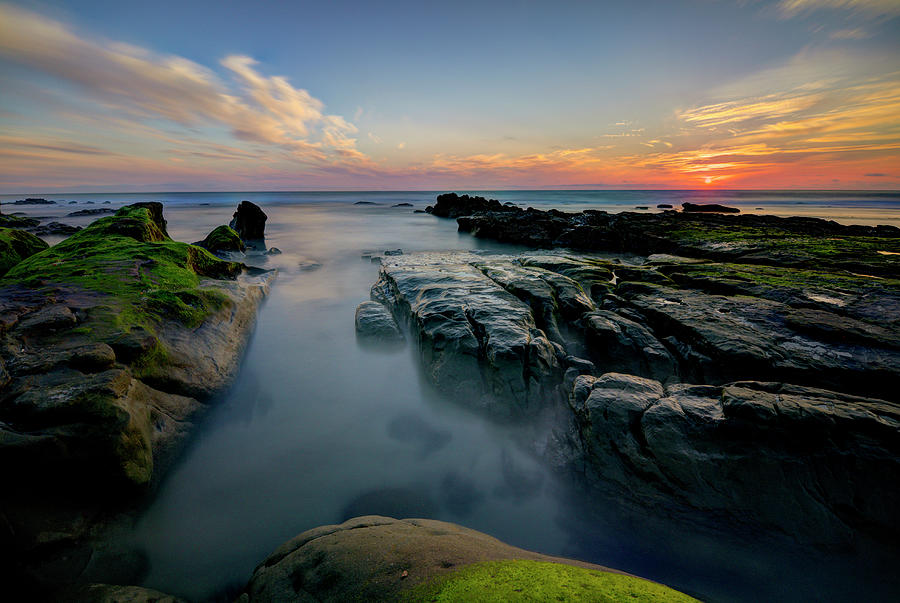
[704,176,713,184]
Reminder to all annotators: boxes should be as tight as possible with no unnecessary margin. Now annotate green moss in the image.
[199,224,245,253]
[0,214,39,228]
[0,227,49,276]
[403,560,699,602]
[1,204,241,327]
[666,222,900,277]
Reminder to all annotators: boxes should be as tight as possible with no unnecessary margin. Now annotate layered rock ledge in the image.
[363,247,900,545]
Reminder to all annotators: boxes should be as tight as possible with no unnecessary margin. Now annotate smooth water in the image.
[3,189,900,228]
[7,193,900,601]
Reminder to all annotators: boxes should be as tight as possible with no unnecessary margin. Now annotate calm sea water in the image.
[3,189,900,228]
[5,192,900,601]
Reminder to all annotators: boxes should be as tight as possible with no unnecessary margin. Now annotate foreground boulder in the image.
[242,516,696,602]
[229,200,267,246]
[0,228,48,276]
[0,202,272,592]
[681,202,739,213]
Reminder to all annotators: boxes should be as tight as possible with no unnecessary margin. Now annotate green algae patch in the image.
[1,204,241,328]
[198,224,245,253]
[403,560,699,602]
[0,227,48,276]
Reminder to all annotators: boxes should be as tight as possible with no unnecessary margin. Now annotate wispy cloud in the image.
[0,4,366,166]
[777,0,900,18]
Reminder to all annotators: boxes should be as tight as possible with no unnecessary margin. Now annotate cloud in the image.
[368,132,382,144]
[830,27,872,39]
[0,4,366,166]
[777,0,900,18]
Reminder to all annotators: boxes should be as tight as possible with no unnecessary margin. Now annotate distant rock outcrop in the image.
[681,202,740,213]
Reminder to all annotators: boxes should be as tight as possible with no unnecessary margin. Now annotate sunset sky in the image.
[1,0,899,192]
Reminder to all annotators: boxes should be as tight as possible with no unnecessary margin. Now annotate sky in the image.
[1,0,899,192]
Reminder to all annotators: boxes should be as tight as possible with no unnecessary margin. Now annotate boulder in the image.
[194,225,245,254]
[229,200,267,243]
[242,516,692,602]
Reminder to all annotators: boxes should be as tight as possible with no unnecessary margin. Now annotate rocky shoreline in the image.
[2,192,897,600]
[356,194,900,548]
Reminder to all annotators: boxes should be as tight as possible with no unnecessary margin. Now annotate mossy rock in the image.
[2,203,241,329]
[0,213,39,228]
[403,560,699,602]
[196,224,245,253]
[0,227,49,276]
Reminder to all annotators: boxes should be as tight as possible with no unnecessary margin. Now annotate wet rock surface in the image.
[435,193,900,277]
[229,200,267,247]
[354,300,404,343]
[363,247,900,546]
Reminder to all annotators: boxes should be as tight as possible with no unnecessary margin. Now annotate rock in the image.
[657,203,673,209]
[428,192,900,277]
[194,225,245,254]
[266,247,282,255]
[581,310,676,381]
[383,248,403,256]
[0,228,48,276]
[17,304,77,334]
[370,253,562,414]
[0,203,273,588]
[354,201,380,205]
[425,192,513,218]
[229,200,267,243]
[635,206,649,210]
[392,202,414,207]
[681,202,740,213]
[0,214,40,228]
[52,583,185,602]
[67,209,115,217]
[13,198,56,205]
[413,209,426,213]
[242,516,676,602]
[298,260,322,272]
[68,201,77,205]
[571,374,900,545]
[102,201,111,205]
[29,222,82,236]
[355,301,404,343]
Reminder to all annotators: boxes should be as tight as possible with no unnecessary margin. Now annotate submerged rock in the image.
[13,198,55,205]
[354,301,403,343]
[29,222,82,236]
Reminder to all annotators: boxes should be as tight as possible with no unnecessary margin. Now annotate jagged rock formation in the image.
[363,248,900,545]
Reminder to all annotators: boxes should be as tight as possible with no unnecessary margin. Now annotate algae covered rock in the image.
[0,227,48,276]
[242,516,695,602]
[0,201,271,488]
[195,224,246,254]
